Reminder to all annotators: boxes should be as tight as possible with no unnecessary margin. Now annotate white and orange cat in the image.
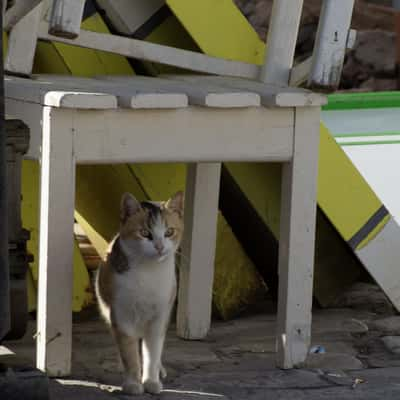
[95,191,184,395]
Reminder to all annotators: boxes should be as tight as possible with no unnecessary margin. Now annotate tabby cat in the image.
[95,191,184,395]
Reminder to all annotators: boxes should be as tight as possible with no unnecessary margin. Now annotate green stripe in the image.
[334,131,400,138]
[323,91,400,111]
[339,140,400,146]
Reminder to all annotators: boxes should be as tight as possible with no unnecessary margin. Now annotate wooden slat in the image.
[99,75,260,108]
[34,75,188,109]
[167,75,327,107]
[71,107,294,163]
[260,0,304,85]
[5,3,43,76]
[5,76,118,109]
[177,163,221,339]
[37,22,260,79]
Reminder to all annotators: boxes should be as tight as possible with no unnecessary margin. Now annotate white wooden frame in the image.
[6,73,323,376]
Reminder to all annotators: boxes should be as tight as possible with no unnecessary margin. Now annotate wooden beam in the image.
[37,22,260,79]
[259,0,304,85]
[4,0,43,31]
[48,0,85,39]
[5,3,43,76]
[308,0,355,91]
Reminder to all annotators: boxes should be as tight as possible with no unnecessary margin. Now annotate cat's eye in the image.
[165,227,175,237]
[140,229,151,238]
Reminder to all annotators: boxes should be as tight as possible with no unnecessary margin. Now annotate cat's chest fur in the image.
[112,255,176,335]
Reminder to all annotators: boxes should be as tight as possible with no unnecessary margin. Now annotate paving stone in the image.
[302,353,364,370]
[369,317,400,335]
[381,336,400,355]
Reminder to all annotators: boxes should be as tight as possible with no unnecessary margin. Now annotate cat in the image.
[95,191,184,395]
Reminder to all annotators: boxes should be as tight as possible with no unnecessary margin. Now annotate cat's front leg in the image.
[142,322,167,394]
[113,328,143,395]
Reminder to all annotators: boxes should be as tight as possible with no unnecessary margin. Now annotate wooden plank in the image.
[34,75,188,109]
[71,107,294,163]
[260,0,304,85]
[276,107,320,369]
[177,163,221,339]
[95,0,164,35]
[168,75,327,107]
[37,22,260,79]
[5,76,118,109]
[100,75,260,108]
[356,217,400,312]
[4,0,43,30]
[308,0,355,90]
[48,0,85,39]
[36,107,75,377]
[5,3,43,76]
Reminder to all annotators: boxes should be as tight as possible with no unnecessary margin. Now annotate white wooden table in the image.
[5,74,325,377]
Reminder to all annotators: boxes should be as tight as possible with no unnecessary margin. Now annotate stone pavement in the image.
[4,286,400,399]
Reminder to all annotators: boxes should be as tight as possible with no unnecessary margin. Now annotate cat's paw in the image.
[143,380,163,394]
[122,379,144,395]
[160,364,167,379]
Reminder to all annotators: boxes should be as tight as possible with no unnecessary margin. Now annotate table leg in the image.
[36,107,75,377]
[276,107,320,368]
[177,163,221,339]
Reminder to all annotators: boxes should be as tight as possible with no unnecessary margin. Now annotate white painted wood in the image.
[168,75,327,107]
[308,0,355,90]
[37,22,260,79]
[96,0,164,35]
[100,75,260,108]
[4,0,43,30]
[177,163,221,339]
[35,75,188,109]
[5,3,43,76]
[71,107,294,163]
[5,76,118,108]
[36,107,76,377]
[48,0,85,39]
[357,218,400,311]
[276,107,320,368]
[260,0,304,85]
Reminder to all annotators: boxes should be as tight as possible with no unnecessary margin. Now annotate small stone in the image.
[381,336,400,355]
[302,353,364,370]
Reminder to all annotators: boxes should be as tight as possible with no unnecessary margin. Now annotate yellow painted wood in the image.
[166,0,265,64]
[21,160,92,312]
[51,13,133,77]
[318,124,384,243]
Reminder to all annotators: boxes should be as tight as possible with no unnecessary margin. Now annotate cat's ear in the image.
[120,193,141,222]
[166,191,184,217]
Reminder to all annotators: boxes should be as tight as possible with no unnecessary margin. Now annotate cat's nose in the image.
[154,241,164,254]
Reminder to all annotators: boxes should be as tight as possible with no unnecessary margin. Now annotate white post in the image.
[177,163,221,339]
[5,2,43,76]
[259,0,304,85]
[308,0,355,90]
[36,107,76,377]
[48,0,86,39]
[276,107,320,368]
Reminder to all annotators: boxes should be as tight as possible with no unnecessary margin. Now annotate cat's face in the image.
[119,191,184,262]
